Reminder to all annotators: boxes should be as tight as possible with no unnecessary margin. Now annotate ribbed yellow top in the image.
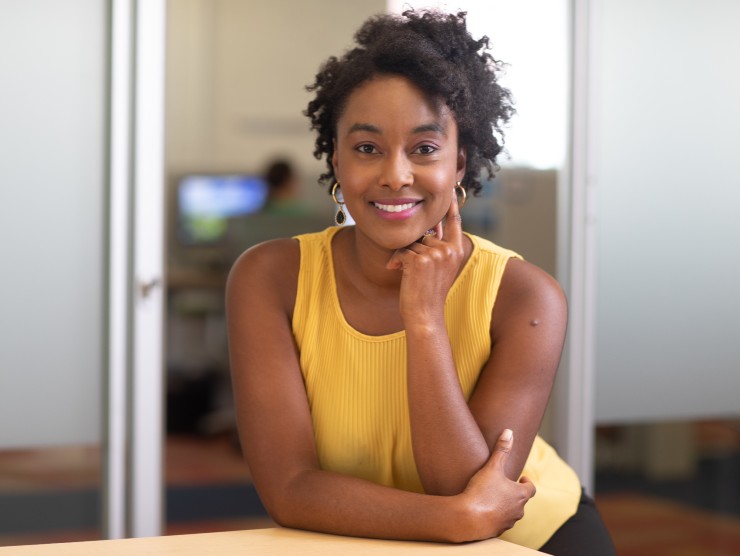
[292,227,580,549]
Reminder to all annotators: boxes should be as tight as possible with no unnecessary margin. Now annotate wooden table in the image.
[0,528,546,555]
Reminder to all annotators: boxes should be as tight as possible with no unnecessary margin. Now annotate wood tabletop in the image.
[0,527,546,555]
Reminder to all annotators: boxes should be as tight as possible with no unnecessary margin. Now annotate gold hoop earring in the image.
[331,182,347,225]
[455,182,467,208]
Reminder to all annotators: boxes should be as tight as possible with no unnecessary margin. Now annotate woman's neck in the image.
[335,226,404,292]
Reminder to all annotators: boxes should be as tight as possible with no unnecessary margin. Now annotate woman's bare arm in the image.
[470,258,567,479]
[391,195,567,494]
[405,258,566,494]
[226,239,534,542]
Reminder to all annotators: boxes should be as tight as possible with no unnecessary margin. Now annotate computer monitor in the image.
[176,174,268,245]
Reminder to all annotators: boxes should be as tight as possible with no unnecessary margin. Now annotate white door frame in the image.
[552,0,598,494]
[105,0,167,539]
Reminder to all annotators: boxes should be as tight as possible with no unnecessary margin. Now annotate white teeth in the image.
[373,202,416,213]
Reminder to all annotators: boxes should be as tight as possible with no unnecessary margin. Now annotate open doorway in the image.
[162,0,569,534]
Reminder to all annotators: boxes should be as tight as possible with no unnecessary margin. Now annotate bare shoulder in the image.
[492,258,567,339]
[226,238,300,314]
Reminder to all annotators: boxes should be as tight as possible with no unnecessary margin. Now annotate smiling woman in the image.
[226,9,614,554]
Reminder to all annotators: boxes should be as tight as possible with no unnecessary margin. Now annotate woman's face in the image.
[332,75,466,251]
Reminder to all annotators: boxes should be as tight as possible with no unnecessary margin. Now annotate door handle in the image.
[138,277,161,299]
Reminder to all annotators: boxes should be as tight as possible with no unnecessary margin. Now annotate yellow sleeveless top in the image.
[292,227,580,549]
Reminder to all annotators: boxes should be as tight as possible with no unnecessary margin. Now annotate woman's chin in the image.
[374,231,424,251]
[352,220,431,252]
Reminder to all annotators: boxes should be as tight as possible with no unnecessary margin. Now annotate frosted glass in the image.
[594,0,740,423]
[0,0,106,447]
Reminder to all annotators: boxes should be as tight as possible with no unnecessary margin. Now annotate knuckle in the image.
[417,256,431,268]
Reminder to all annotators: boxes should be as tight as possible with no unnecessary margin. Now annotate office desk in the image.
[0,528,546,555]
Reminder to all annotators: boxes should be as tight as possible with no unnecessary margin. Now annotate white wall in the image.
[592,0,740,423]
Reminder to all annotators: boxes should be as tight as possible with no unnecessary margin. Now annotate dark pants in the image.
[538,490,616,556]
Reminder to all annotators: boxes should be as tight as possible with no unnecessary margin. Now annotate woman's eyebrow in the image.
[347,122,381,134]
[412,122,446,135]
[347,122,447,135]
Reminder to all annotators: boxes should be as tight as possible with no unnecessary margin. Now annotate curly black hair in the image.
[305,9,514,196]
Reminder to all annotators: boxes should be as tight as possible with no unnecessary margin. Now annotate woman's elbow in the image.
[256,470,310,528]
[260,489,299,528]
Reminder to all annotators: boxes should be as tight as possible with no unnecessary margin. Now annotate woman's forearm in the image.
[260,432,534,545]
[265,467,473,543]
[405,322,492,495]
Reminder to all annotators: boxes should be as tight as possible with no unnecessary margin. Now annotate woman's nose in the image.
[379,151,413,190]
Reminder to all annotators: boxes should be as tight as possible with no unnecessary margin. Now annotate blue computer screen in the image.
[177,174,268,244]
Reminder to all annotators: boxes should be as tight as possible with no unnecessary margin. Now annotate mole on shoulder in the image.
[530,319,540,327]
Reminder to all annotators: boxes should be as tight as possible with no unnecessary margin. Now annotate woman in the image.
[227,10,615,554]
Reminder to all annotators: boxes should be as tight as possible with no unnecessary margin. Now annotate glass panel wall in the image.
[588,1,740,553]
[0,0,108,546]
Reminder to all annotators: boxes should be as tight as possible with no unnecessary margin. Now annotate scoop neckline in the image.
[324,226,479,341]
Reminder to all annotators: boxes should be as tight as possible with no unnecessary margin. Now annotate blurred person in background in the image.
[262,158,309,216]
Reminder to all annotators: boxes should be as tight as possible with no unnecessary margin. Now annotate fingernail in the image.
[502,429,513,441]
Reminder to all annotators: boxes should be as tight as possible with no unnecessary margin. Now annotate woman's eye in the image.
[414,144,437,155]
[356,144,377,154]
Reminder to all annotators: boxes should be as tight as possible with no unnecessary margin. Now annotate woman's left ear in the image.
[456,146,467,181]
